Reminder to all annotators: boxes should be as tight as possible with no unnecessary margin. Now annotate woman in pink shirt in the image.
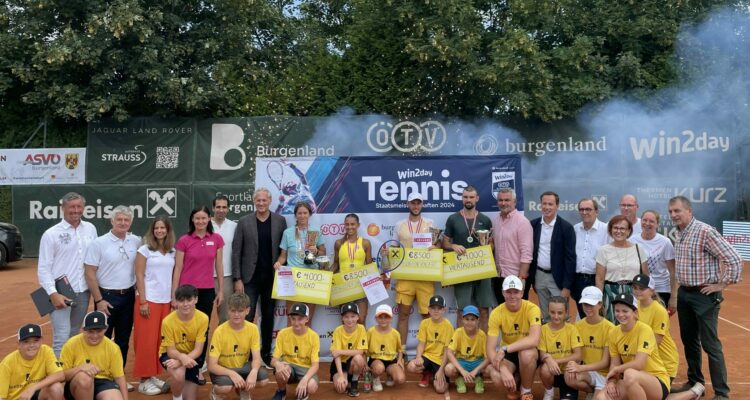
[172,205,225,384]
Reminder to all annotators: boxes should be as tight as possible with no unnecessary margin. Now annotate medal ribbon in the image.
[461,210,477,240]
[408,218,423,235]
[347,237,359,264]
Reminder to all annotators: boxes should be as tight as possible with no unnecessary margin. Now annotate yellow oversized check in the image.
[441,245,497,286]
[389,248,443,282]
[272,267,333,306]
[330,263,379,306]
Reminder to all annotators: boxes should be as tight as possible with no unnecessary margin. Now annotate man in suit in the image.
[529,191,576,322]
[232,187,288,367]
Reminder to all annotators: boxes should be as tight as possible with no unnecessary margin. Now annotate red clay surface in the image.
[1,258,748,399]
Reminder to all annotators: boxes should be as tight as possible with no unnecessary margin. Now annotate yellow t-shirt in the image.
[539,323,582,361]
[488,300,542,346]
[638,300,678,378]
[208,321,261,369]
[608,321,670,389]
[575,318,614,375]
[273,327,320,368]
[0,345,61,400]
[331,324,368,362]
[338,237,367,272]
[416,318,454,365]
[448,328,487,362]
[60,334,124,380]
[160,310,209,355]
[396,218,434,248]
[367,327,402,361]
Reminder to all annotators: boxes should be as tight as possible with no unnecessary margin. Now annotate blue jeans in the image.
[100,289,135,366]
[245,280,275,358]
[51,291,90,357]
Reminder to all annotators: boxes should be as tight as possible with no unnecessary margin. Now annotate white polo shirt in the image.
[84,231,140,289]
[38,219,98,294]
[212,218,237,277]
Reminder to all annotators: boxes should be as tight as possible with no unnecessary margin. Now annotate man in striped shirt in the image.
[668,195,742,400]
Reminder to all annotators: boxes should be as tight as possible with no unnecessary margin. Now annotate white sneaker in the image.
[385,375,394,387]
[126,383,135,392]
[138,380,161,396]
[690,383,705,399]
[372,377,383,392]
[543,388,555,400]
[149,377,170,393]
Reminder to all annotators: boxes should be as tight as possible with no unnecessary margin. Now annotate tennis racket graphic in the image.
[267,160,284,191]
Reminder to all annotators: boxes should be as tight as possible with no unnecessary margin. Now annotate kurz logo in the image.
[366,120,447,153]
[147,188,177,217]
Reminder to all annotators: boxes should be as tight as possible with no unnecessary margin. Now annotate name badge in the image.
[206,241,215,246]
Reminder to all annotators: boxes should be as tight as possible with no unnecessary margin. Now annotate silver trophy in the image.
[315,255,330,270]
[429,227,443,245]
[477,229,491,246]
[304,231,319,264]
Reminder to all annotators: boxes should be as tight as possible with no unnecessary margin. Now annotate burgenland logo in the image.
[147,188,177,217]
[366,120,447,153]
[100,145,147,167]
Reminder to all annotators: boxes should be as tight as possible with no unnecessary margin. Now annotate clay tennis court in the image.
[2,258,748,399]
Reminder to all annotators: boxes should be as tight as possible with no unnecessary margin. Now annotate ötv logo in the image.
[146,188,177,217]
[366,120,447,153]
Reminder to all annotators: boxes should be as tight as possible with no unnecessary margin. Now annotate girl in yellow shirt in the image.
[565,286,613,398]
[605,293,704,400]
[538,296,582,400]
[332,214,373,324]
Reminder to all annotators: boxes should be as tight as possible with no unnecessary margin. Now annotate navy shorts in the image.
[368,357,398,369]
[64,378,119,400]
[161,353,205,385]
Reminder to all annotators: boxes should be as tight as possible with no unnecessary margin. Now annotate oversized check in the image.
[272,267,334,306]
[389,248,443,281]
[441,245,497,286]
[330,263,379,306]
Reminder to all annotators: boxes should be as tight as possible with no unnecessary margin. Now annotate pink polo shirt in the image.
[492,209,533,277]
[175,232,224,289]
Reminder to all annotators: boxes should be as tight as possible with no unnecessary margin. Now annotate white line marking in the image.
[719,316,750,333]
[0,321,51,343]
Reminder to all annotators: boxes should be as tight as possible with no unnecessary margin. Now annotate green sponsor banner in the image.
[86,118,196,183]
[13,184,193,256]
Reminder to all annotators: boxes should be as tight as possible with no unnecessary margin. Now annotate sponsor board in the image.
[0,148,86,185]
[629,130,730,160]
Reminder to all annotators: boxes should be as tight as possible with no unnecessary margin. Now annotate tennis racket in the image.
[267,160,284,191]
[376,240,406,274]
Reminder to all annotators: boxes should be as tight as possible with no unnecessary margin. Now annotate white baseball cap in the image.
[502,275,524,291]
[579,286,603,305]
[375,304,393,317]
[407,192,423,202]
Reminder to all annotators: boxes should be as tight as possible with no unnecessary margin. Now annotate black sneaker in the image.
[348,380,360,397]
[272,389,287,400]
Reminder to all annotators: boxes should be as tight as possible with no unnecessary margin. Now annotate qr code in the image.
[156,147,179,169]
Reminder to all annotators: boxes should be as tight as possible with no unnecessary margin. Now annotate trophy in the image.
[303,231,319,264]
[315,255,331,270]
[429,227,443,246]
[477,229,491,246]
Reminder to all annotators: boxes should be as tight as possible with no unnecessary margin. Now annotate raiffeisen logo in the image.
[362,169,466,201]
[29,199,145,220]
[366,120,447,153]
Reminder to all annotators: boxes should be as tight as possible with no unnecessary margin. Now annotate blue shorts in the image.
[160,353,205,385]
[457,358,485,372]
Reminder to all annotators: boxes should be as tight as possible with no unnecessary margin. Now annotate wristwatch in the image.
[501,346,508,354]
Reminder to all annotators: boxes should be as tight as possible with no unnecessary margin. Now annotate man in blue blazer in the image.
[528,191,576,322]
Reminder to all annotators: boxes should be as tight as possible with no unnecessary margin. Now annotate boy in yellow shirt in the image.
[207,293,269,400]
[271,303,320,400]
[406,295,453,394]
[366,305,405,392]
[330,303,367,397]
[537,297,581,400]
[160,285,209,400]
[445,305,488,394]
[60,311,127,400]
[0,324,63,400]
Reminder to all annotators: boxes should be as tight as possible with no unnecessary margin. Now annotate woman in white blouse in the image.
[133,216,175,395]
[595,215,648,323]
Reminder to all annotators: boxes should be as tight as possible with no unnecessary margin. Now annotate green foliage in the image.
[0,0,741,137]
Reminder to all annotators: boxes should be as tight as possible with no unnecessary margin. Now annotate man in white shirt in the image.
[84,205,140,374]
[572,198,609,318]
[619,194,641,236]
[38,192,98,357]
[211,195,237,323]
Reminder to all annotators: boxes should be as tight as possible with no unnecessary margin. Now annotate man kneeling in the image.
[208,293,268,400]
